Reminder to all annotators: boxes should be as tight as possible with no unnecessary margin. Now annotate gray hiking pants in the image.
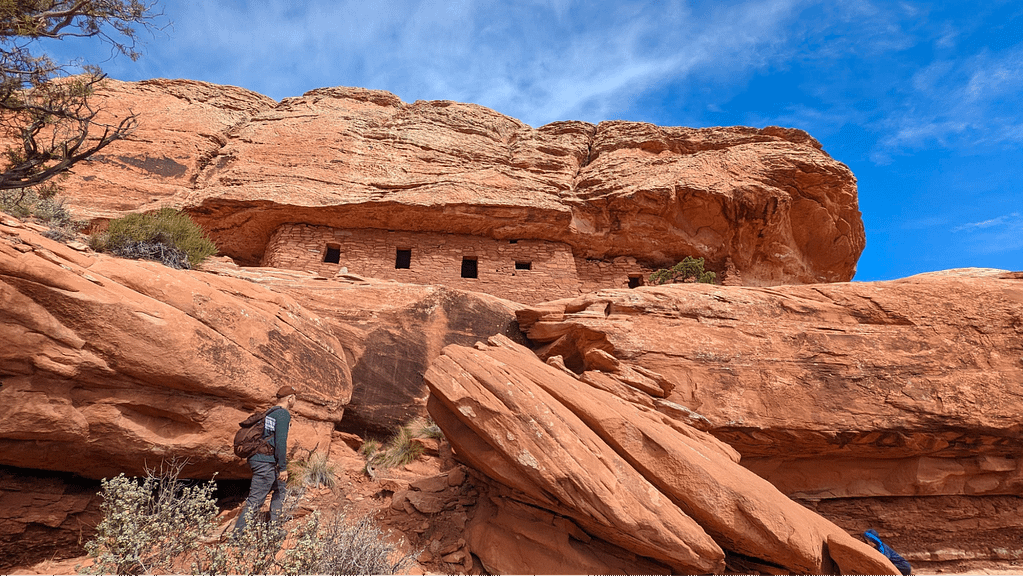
[234,459,286,531]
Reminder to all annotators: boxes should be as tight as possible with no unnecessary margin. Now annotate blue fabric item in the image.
[234,459,287,531]
[249,406,291,469]
[864,529,912,575]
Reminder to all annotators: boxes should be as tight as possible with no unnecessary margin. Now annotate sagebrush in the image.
[83,462,415,575]
[82,461,218,575]
[89,207,217,269]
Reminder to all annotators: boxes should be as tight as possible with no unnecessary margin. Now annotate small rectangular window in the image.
[461,257,478,279]
[323,245,341,264]
[515,261,532,270]
[509,239,518,244]
[628,275,642,288]
[395,248,411,269]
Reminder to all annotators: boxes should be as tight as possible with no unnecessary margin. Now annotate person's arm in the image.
[274,409,291,470]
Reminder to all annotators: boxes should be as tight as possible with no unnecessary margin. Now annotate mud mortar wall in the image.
[261,223,650,303]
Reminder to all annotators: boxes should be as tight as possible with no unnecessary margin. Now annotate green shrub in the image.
[89,207,217,269]
[648,256,717,285]
[289,450,337,489]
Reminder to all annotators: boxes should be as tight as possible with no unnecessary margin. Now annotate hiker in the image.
[864,529,912,575]
[234,385,297,532]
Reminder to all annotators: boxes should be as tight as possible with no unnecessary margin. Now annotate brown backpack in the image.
[233,407,278,459]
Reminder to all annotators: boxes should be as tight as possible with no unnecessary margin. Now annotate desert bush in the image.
[360,438,382,459]
[0,185,84,239]
[411,416,443,440]
[311,513,417,575]
[194,495,416,575]
[369,423,425,470]
[648,256,717,285]
[89,207,217,269]
[289,450,337,489]
[82,461,219,575]
[83,461,414,575]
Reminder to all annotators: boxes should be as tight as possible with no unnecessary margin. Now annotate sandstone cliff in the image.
[63,79,863,285]
[513,270,1023,570]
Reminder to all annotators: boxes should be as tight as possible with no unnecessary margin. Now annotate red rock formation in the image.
[425,335,897,574]
[197,257,527,436]
[515,269,1023,571]
[0,216,351,480]
[0,467,101,571]
[58,80,862,285]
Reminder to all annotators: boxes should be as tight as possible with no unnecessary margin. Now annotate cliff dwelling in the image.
[261,223,652,304]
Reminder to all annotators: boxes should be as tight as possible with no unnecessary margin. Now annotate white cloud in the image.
[952,212,1022,233]
[950,212,1023,255]
[874,47,1023,155]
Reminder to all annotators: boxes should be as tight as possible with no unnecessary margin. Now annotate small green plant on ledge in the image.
[89,208,217,269]
[648,256,717,285]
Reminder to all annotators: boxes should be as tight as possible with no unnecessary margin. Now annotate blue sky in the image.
[40,0,1023,281]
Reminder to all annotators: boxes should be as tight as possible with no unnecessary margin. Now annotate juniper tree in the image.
[0,1,162,191]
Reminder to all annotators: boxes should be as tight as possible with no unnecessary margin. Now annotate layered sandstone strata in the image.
[514,269,1023,570]
[424,335,899,574]
[60,80,863,286]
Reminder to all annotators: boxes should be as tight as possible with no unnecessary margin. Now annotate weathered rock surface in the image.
[425,335,897,574]
[0,216,351,480]
[61,80,862,285]
[516,269,1023,569]
[197,257,527,436]
[0,467,101,571]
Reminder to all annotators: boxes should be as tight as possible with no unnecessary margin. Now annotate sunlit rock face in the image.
[424,335,898,575]
[62,79,863,286]
[0,216,351,481]
[513,269,1023,571]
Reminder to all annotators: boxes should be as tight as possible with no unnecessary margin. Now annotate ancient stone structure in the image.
[262,224,650,303]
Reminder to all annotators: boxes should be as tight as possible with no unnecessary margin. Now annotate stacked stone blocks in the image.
[261,223,650,304]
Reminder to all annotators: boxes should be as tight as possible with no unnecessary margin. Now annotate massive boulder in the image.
[0,216,352,480]
[425,335,897,575]
[60,80,862,285]
[515,269,1023,570]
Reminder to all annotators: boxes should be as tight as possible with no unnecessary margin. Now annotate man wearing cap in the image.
[234,385,297,532]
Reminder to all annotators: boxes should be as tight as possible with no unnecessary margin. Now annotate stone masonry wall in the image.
[261,224,652,304]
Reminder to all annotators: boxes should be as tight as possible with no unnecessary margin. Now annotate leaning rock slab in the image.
[426,335,894,574]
